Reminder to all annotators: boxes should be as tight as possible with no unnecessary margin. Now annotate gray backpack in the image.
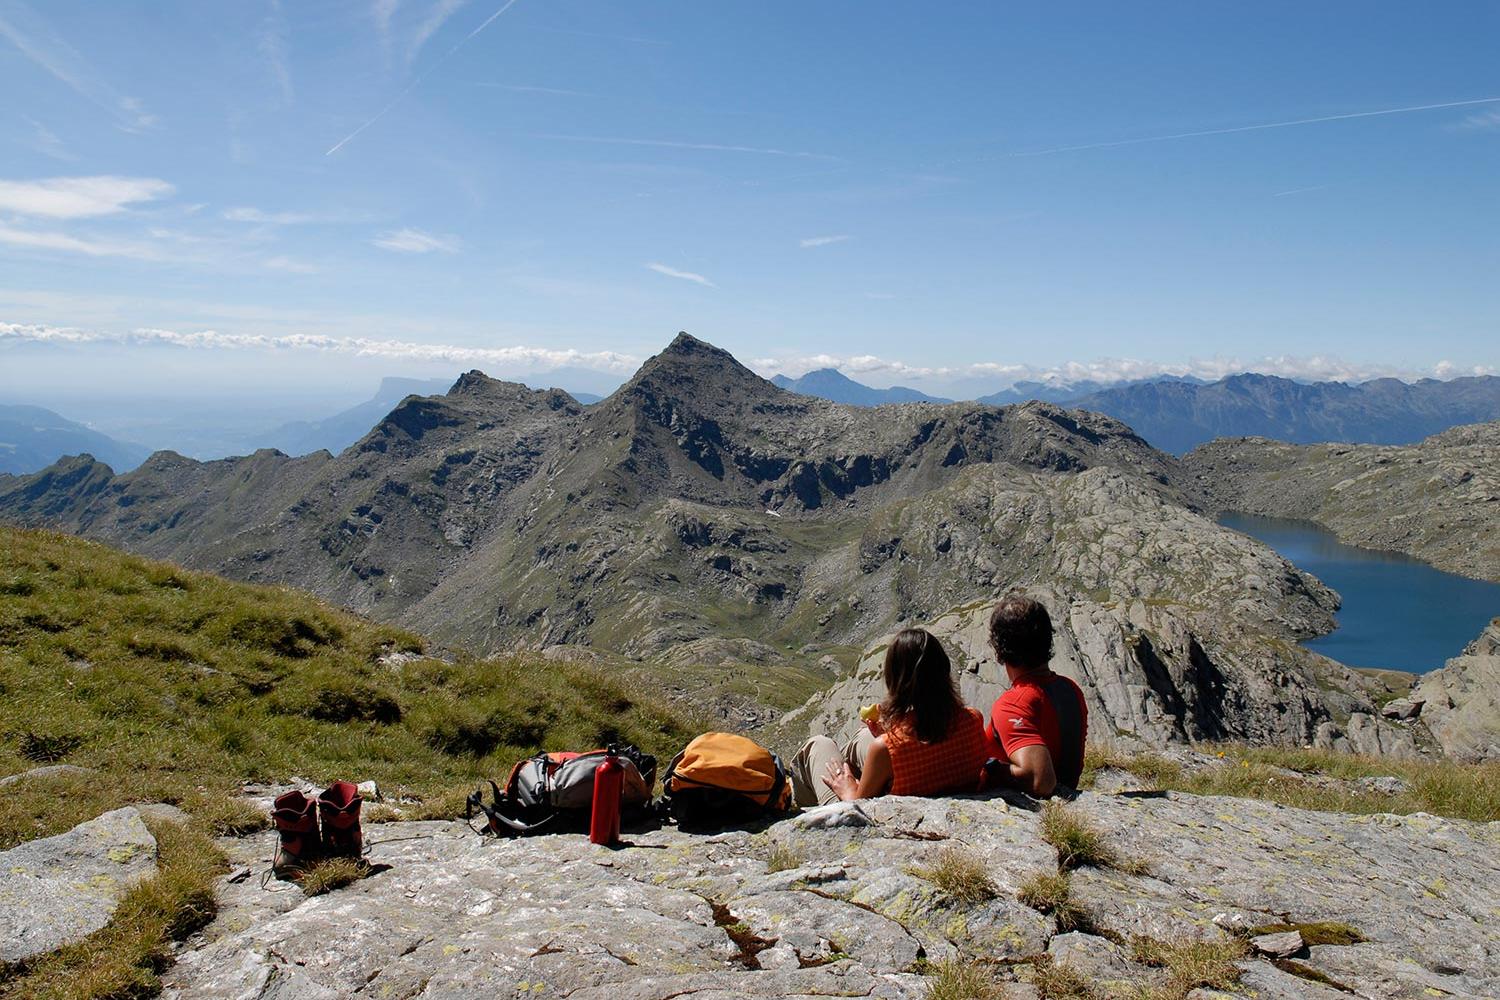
[465,746,656,835]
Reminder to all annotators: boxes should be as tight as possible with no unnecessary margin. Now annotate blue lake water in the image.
[1220,512,1500,674]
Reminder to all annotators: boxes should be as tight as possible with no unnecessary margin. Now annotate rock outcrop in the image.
[1412,617,1500,761]
[0,806,158,964]
[1184,422,1500,582]
[160,791,1500,999]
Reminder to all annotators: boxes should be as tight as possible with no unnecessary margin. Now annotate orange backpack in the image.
[662,732,792,827]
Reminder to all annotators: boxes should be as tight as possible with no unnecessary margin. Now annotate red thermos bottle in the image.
[589,748,623,846]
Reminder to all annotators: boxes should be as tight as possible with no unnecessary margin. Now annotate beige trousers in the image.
[789,727,876,807]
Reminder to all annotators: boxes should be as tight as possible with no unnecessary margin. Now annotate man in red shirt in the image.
[984,593,1088,797]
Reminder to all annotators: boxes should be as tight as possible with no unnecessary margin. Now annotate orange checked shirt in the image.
[883,707,990,797]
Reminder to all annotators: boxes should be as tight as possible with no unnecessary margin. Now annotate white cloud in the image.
[408,0,466,63]
[0,224,159,259]
[372,0,400,50]
[223,206,322,225]
[535,134,840,161]
[21,116,73,161]
[750,351,1492,389]
[263,256,318,274]
[1455,108,1500,131]
[259,0,294,103]
[800,234,851,248]
[646,262,716,287]
[0,320,644,374]
[372,227,459,253]
[0,176,174,218]
[0,5,157,131]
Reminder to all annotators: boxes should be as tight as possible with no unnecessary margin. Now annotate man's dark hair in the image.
[988,593,1053,671]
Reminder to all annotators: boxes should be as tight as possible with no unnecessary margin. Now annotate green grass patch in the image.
[1129,934,1248,999]
[923,958,1007,1000]
[0,527,700,850]
[1082,742,1500,823]
[1040,802,1120,871]
[1024,955,1098,1000]
[1017,870,1088,932]
[907,845,998,905]
[299,857,370,897]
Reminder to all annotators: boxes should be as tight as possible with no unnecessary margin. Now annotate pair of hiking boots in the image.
[270,780,364,880]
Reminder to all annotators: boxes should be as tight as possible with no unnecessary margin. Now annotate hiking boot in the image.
[270,789,321,880]
[317,780,364,860]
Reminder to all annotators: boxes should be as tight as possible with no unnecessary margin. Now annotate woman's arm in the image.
[823,736,893,801]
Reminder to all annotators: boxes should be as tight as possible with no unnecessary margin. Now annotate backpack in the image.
[661,732,792,828]
[465,745,656,836]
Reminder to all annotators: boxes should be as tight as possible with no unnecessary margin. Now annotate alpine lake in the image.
[1221,512,1500,674]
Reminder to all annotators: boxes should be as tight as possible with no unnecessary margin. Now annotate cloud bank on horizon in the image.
[3,321,1492,393]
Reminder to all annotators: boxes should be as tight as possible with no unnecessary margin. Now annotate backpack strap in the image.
[765,754,788,812]
[464,779,557,836]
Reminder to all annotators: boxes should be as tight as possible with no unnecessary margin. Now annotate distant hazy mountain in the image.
[254,377,455,456]
[772,368,950,405]
[977,375,1208,406]
[1072,373,1500,454]
[0,404,151,475]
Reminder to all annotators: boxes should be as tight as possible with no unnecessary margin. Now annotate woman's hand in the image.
[863,716,884,738]
[821,759,859,801]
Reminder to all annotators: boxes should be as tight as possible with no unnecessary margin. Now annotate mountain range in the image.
[771,368,950,406]
[0,404,151,476]
[0,332,1421,752]
[774,370,1500,453]
[1072,372,1500,453]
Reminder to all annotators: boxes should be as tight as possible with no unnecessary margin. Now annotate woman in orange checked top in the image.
[788,628,991,807]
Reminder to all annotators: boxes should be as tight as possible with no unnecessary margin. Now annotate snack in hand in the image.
[858,703,881,723]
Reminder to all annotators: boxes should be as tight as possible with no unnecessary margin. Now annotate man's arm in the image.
[1004,744,1057,797]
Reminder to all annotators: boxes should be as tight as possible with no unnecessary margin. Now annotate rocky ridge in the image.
[0,334,1184,664]
[150,789,1500,999]
[1410,617,1500,762]
[1185,422,1500,582]
[1,333,1469,753]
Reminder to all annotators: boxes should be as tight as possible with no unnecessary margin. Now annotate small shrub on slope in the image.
[924,959,1006,1000]
[1040,803,1119,871]
[908,845,998,904]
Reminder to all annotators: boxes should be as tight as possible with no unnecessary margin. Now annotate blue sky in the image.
[1,0,1497,406]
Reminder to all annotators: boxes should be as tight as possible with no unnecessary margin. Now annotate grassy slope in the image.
[0,526,701,848]
[1083,743,1499,824]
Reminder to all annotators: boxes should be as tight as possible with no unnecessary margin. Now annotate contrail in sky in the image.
[326,0,524,156]
[990,95,1500,160]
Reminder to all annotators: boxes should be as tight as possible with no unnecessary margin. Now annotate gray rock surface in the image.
[1412,617,1500,761]
[0,806,158,963]
[159,791,1499,999]
[1250,929,1304,958]
[0,763,96,788]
